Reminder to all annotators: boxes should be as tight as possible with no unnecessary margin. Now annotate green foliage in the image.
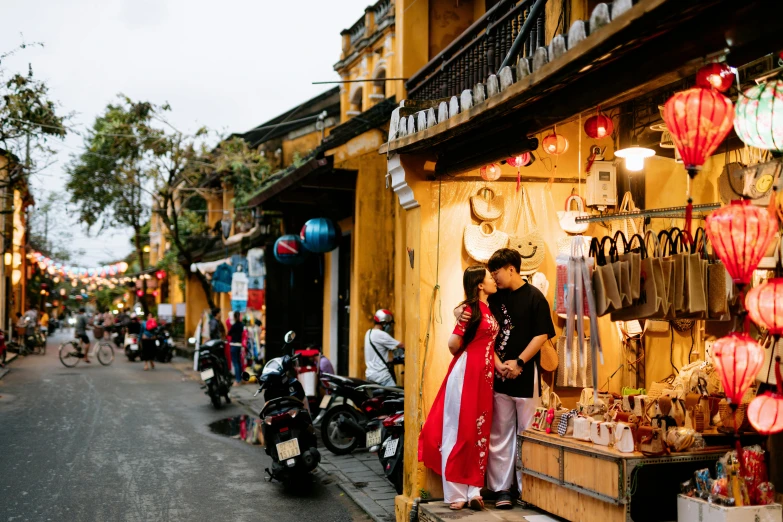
[206,136,271,205]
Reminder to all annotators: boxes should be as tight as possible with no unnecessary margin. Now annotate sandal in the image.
[449,502,466,511]
[468,497,484,511]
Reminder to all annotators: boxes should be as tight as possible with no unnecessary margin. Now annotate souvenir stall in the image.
[393,59,783,522]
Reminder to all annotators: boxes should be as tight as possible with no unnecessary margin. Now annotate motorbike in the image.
[124,330,140,361]
[0,330,6,367]
[153,325,174,363]
[196,339,233,408]
[376,406,404,494]
[243,330,320,483]
[318,372,403,455]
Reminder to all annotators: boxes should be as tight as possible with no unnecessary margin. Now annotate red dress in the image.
[418,301,498,487]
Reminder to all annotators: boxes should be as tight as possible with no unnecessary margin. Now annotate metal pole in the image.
[499,0,548,70]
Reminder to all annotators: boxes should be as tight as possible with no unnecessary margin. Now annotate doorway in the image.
[337,232,351,376]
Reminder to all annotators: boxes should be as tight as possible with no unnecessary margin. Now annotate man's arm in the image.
[505,333,548,379]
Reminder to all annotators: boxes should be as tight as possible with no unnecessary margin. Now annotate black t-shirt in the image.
[228,322,244,344]
[489,283,556,398]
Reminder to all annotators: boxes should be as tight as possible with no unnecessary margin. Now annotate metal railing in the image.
[406,0,545,101]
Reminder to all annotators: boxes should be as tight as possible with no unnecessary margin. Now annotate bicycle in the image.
[58,337,115,368]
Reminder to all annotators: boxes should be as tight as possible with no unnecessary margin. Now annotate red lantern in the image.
[695,63,735,93]
[712,333,765,405]
[507,153,532,167]
[155,270,167,280]
[542,133,569,155]
[748,357,783,435]
[136,289,144,297]
[705,200,777,285]
[746,279,783,334]
[584,113,614,139]
[663,87,734,177]
[479,163,501,181]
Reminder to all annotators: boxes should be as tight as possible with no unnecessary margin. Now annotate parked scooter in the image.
[124,330,140,361]
[196,339,233,408]
[318,372,403,455]
[377,408,404,494]
[153,325,174,363]
[243,330,320,483]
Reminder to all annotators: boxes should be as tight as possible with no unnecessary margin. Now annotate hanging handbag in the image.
[464,222,508,263]
[658,229,683,319]
[681,227,708,318]
[618,232,645,301]
[510,187,546,274]
[609,233,633,308]
[555,237,593,318]
[555,334,591,387]
[609,191,645,238]
[557,194,590,234]
[615,422,636,453]
[540,339,559,372]
[589,236,623,315]
[470,187,505,221]
[611,230,665,321]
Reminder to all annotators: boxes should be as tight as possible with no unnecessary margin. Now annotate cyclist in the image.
[74,307,91,363]
[39,308,49,337]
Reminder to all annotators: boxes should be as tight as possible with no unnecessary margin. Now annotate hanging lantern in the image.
[712,333,765,405]
[735,77,783,152]
[584,112,614,139]
[748,357,783,435]
[507,153,533,168]
[542,132,569,155]
[695,63,735,93]
[300,218,341,253]
[479,163,501,181]
[118,262,129,273]
[663,87,734,178]
[273,235,308,266]
[746,279,783,334]
[705,200,777,285]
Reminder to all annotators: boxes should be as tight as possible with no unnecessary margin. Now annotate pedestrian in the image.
[363,309,404,386]
[227,311,244,385]
[454,248,555,510]
[39,308,49,337]
[209,308,225,341]
[420,265,499,511]
[141,315,158,371]
[318,347,335,375]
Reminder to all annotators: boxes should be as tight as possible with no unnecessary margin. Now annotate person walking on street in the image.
[39,308,49,337]
[74,308,91,363]
[363,309,404,387]
[141,315,158,371]
[227,311,244,385]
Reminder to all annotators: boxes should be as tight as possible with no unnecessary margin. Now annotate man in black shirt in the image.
[455,249,555,509]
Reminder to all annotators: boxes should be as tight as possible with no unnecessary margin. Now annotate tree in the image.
[27,192,84,262]
[67,96,270,312]
[65,97,158,313]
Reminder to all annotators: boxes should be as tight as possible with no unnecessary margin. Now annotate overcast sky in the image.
[1,0,370,265]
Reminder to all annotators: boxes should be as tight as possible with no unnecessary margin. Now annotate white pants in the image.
[486,367,540,494]
[441,352,481,504]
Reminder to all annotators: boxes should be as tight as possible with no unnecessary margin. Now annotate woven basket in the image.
[464,222,509,263]
[647,381,674,401]
[718,402,751,432]
[470,188,504,221]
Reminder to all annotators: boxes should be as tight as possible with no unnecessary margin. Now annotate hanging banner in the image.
[247,248,265,277]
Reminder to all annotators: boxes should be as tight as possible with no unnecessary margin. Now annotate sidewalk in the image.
[172,359,398,522]
[0,351,19,380]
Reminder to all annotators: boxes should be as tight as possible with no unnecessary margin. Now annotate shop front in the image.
[382,0,783,521]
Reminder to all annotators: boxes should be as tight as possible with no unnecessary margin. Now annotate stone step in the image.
[419,502,559,522]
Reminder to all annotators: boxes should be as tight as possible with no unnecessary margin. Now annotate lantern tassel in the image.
[517,167,521,193]
[776,356,782,396]
[685,197,694,240]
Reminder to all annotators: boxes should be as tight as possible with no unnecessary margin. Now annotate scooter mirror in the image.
[284,331,296,344]
[187,337,196,345]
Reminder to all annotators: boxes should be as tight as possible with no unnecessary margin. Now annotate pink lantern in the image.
[705,200,778,285]
[479,163,501,181]
[748,357,783,435]
[507,153,533,192]
[746,279,783,334]
[712,333,766,405]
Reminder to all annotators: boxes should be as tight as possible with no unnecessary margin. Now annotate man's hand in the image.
[397,342,405,350]
[503,360,522,379]
[494,358,509,378]
[453,304,470,323]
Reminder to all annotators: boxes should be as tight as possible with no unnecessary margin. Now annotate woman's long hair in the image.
[459,265,487,347]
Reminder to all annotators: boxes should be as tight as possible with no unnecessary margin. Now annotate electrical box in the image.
[586,160,617,208]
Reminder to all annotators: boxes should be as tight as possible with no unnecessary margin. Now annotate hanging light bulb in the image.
[614,145,656,171]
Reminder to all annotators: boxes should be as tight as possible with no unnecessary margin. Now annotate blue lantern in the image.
[273,235,308,266]
[300,218,340,253]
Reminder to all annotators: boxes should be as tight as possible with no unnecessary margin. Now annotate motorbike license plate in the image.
[276,439,301,460]
[319,395,331,410]
[130,344,138,351]
[200,368,215,381]
[383,438,399,458]
[366,429,382,448]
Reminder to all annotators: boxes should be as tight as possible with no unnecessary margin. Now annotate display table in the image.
[519,430,730,522]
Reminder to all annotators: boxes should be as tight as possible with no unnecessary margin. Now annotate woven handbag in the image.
[540,339,559,372]
[464,222,508,263]
[470,187,505,221]
[510,187,545,274]
[609,192,644,238]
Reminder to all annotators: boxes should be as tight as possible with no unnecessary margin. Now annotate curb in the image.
[0,352,19,380]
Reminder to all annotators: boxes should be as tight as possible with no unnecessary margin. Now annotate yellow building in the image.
[380,0,783,521]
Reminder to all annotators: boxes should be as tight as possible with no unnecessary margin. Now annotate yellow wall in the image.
[282,131,323,167]
[428,0,477,59]
[185,273,210,338]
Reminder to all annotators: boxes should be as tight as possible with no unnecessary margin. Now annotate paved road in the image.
[0,331,369,522]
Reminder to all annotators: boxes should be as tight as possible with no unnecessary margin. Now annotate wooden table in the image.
[519,430,729,522]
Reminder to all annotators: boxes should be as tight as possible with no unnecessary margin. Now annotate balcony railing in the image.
[406,0,545,101]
